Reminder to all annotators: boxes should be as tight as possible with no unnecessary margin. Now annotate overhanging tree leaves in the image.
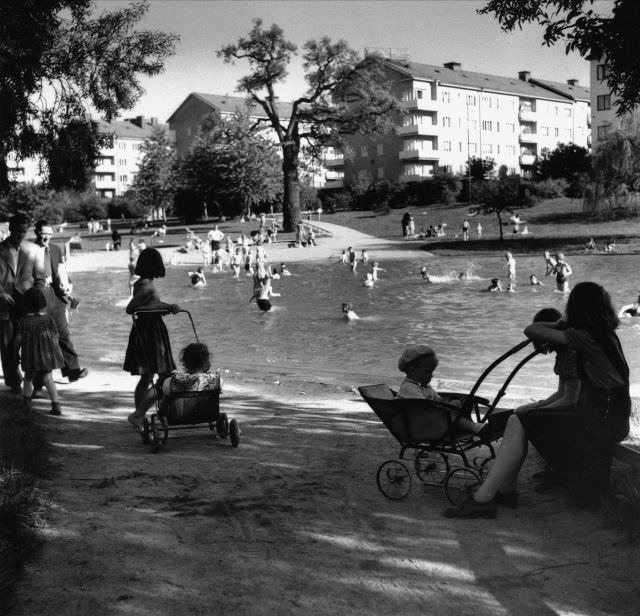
[0,0,178,195]
[479,0,640,116]
[177,111,282,220]
[132,126,176,221]
[218,19,401,231]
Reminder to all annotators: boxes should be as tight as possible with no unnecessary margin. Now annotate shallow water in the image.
[72,252,640,406]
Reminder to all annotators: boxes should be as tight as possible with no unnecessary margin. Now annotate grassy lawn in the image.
[324,198,640,254]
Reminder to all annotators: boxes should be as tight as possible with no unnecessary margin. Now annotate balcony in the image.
[396,124,439,137]
[519,154,536,166]
[401,97,439,112]
[519,131,539,142]
[324,179,344,189]
[324,156,344,168]
[399,149,439,161]
[518,109,537,122]
[399,173,433,183]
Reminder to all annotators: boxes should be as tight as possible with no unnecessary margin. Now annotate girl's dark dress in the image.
[18,313,64,375]
[518,328,630,495]
[123,278,176,376]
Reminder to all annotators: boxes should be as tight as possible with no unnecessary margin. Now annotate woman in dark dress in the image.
[445,282,631,518]
[124,248,181,428]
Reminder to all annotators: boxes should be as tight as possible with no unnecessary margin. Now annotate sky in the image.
[93,0,602,123]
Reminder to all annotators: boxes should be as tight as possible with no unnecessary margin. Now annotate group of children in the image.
[339,247,386,289]
[486,251,573,293]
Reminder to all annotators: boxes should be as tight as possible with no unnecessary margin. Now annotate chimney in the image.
[567,78,579,86]
[518,71,531,81]
[443,62,461,71]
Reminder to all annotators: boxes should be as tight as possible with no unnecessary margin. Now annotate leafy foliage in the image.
[218,19,401,231]
[0,0,178,194]
[534,143,591,181]
[176,111,282,220]
[465,157,496,181]
[479,0,640,115]
[132,126,176,221]
[45,119,104,191]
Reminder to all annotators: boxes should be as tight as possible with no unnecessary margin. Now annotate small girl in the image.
[543,250,556,276]
[553,253,572,293]
[159,343,221,416]
[342,302,359,321]
[124,248,180,428]
[487,278,502,292]
[530,274,543,286]
[13,288,64,415]
[371,261,385,281]
[363,272,375,288]
[250,276,280,312]
[188,267,206,288]
[504,251,516,281]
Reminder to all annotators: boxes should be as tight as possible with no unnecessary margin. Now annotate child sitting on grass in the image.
[397,345,490,439]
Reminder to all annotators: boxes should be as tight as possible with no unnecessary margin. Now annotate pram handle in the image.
[462,339,532,418]
[132,309,199,343]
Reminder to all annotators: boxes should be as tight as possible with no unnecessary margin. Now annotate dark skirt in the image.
[123,315,176,376]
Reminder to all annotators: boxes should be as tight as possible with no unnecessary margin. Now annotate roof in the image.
[528,78,590,102]
[384,60,582,103]
[167,93,294,124]
[93,118,157,139]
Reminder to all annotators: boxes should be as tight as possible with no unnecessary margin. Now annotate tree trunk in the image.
[496,211,504,241]
[281,143,301,233]
[0,142,10,197]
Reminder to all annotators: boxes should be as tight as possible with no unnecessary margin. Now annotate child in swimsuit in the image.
[487,278,502,292]
[553,253,572,293]
[342,302,359,321]
[188,267,206,287]
[250,276,280,312]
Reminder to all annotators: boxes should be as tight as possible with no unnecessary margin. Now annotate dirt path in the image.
[10,371,640,616]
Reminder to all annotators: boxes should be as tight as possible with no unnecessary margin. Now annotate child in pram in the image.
[397,345,493,440]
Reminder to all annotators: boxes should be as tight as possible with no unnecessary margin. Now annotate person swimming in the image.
[618,293,640,317]
[363,272,375,287]
[529,274,543,286]
[421,266,430,282]
[280,263,292,276]
[487,278,502,292]
[342,302,359,321]
[188,267,206,288]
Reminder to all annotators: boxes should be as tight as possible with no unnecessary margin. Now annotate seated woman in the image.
[159,343,221,416]
[445,282,631,518]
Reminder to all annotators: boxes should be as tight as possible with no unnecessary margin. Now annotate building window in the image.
[506,145,516,155]
[481,143,493,155]
[466,95,476,106]
[442,116,451,127]
[118,143,126,150]
[496,144,500,155]
[443,141,452,151]
[360,145,368,157]
[554,106,559,115]
[597,64,610,80]
[597,94,611,111]
[376,143,384,156]
[416,90,423,99]
[506,122,515,133]
[469,142,477,154]
[187,126,193,136]
[119,159,127,166]
[468,119,477,130]
[442,91,450,103]
[481,96,492,108]
[496,122,500,132]
[459,142,463,152]
[377,167,384,179]
[564,108,572,117]
[597,125,609,140]
[554,127,559,137]
[119,174,128,183]
[541,126,549,136]
[482,120,492,131]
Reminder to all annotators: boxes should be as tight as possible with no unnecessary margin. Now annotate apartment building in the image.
[5,115,165,198]
[590,58,640,150]
[93,116,163,199]
[327,57,590,188]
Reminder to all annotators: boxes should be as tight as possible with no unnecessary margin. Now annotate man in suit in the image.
[0,214,36,392]
[31,220,88,383]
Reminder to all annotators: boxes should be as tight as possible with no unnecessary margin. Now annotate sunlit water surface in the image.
[71,253,640,407]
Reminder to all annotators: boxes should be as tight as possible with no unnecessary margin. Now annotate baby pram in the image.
[359,341,539,503]
[133,309,240,453]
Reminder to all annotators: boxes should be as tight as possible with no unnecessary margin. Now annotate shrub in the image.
[530,178,569,199]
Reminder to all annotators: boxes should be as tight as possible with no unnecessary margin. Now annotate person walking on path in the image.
[401,212,411,239]
[124,248,180,428]
[13,287,64,415]
[32,220,87,383]
[0,214,35,393]
[462,219,470,241]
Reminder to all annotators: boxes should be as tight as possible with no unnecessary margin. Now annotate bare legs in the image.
[129,373,155,426]
[473,414,528,502]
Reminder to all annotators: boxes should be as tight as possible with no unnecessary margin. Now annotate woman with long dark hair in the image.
[445,282,631,518]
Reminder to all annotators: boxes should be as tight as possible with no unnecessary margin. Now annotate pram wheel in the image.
[444,467,482,505]
[473,456,492,478]
[376,460,411,500]
[216,413,229,438]
[414,451,448,484]
[142,417,150,445]
[150,420,160,454]
[229,419,240,447]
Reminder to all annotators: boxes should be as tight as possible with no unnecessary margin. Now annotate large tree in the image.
[0,0,178,195]
[177,111,282,220]
[132,126,176,221]
[479,0,640,116]
[534,143,591,180]
[218,19,401,231]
